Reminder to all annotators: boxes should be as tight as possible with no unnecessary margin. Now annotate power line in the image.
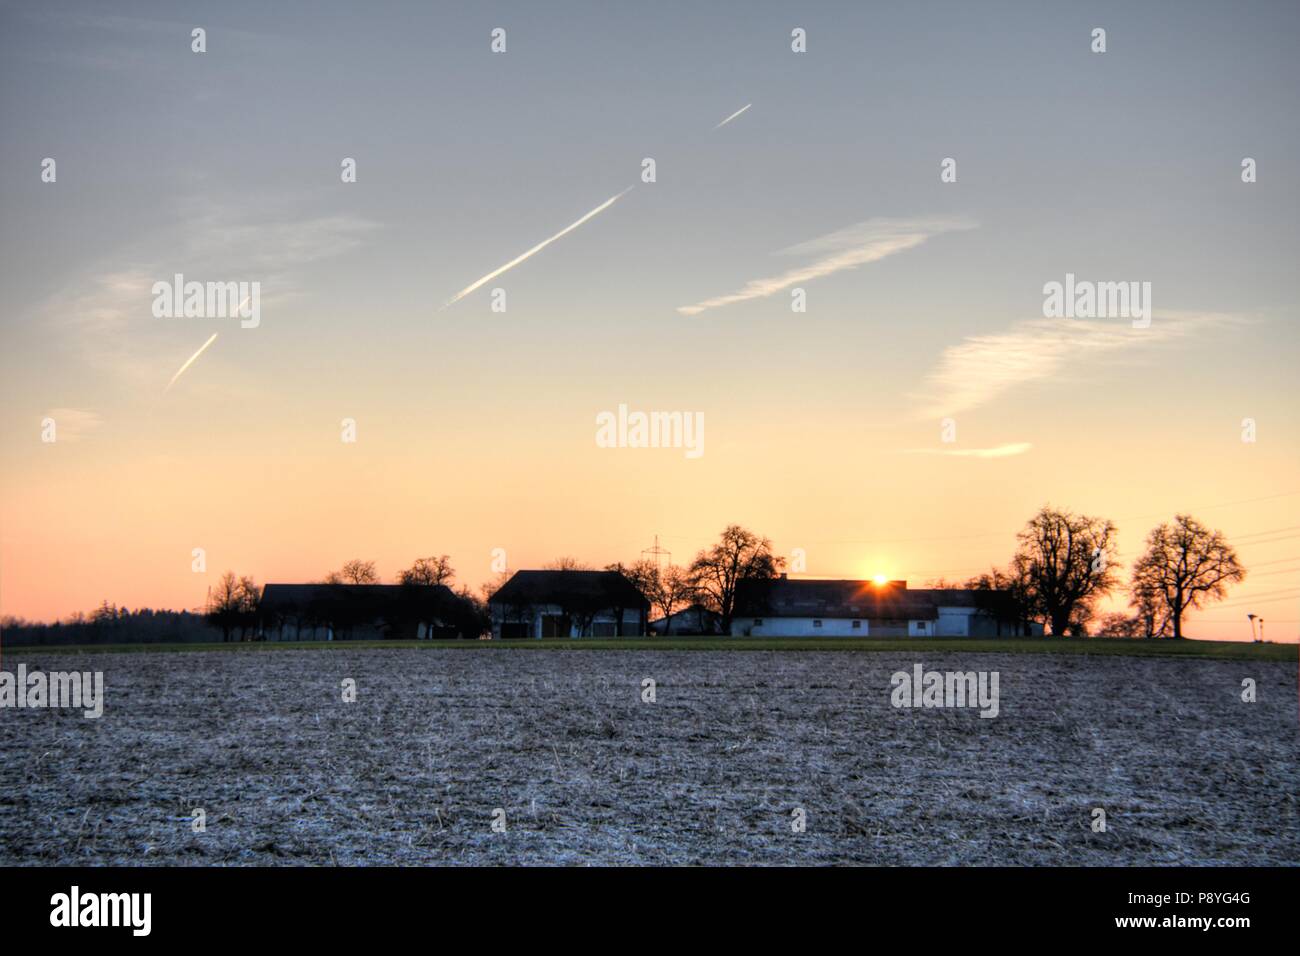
[659,491,1300,548]
[1231,524,1300,540]
[1232,533,1300,548]
[1112,490,1300,523]
[1244,555,1300,568]
[1211,590,1300,611]
[1245,566,1300,579]
[1196,622,1300,626]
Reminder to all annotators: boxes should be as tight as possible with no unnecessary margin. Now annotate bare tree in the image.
[1130,577,1170,637]
[1130,514,1245,639]
[965,565,1035,636]
[236,575,261,640]
[1012,506,1120,636]
[689,525,784,634]
[328,560,379,585]
[605,559,695,635]
[1095,611,1142,638]
[544,556,590,571]
[206,571,258,642]
[653,565,696,631]
[479,569,511,604]
[399,555,455,586]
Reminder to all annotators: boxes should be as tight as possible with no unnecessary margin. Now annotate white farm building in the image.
[730,576,1042,638]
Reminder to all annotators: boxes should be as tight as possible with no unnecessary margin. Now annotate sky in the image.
[1,1,1297,640]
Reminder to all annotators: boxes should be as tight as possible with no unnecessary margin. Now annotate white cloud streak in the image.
[164,333,219,393]
[35,206,377,390]
[913,312,1240,418]
[442,187,635,309]
[713,103,752,129]
[904,442,1033,459]
[676,217,975,316]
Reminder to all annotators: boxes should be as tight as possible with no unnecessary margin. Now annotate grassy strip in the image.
[1,636,1293,661]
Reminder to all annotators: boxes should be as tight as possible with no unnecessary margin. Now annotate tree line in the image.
[943,508,1244,638]
[203,555,488,641]
[1,508,1248,643]
[495,509,1246,639]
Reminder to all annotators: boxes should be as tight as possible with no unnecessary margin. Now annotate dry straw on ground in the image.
[1,649,1295,865]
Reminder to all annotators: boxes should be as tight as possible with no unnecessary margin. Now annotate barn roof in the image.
[487,570,649,610]
[649,603,721,626]
[733,578,999,620]
[260,583,460,616]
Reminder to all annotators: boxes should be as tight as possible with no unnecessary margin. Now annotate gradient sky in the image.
[2,1,1297,639]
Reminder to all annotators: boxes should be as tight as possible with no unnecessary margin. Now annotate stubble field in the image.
[1,647,1296,865]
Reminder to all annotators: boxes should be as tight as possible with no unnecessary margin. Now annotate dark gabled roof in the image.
[733,578,1002,621]
[649,603,721,626]
[487,570,649,610]
[260,583,460,616]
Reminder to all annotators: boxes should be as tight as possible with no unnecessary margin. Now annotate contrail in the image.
[165,333,219,392]
[713,103,752,129]
[442,186,635,309]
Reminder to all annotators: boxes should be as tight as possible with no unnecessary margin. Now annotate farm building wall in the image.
[492,605,644,639]
[730,607,1027,638]
[733,618,917,637]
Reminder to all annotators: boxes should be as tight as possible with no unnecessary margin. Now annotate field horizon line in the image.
[2,636,1292,662]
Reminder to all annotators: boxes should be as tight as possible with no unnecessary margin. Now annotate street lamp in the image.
[1247,613,1257,642]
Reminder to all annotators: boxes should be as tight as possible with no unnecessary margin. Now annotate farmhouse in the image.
[259,583,480,640]
[731,576,1040,637]
[488,570,649,638]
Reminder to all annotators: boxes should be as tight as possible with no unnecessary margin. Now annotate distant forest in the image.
[2,604,214,647]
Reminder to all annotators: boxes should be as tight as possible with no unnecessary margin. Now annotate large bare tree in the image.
[206,571,260,642]
[1129,514,1245,639]
[605,559,657,597]
[652,565,696,631]
[689,525,783,634]
[1012,506,1120,636]
[608,560,696,631]
[326,559,379,585]
[399,555,455,586]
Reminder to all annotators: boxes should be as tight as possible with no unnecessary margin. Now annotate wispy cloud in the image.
[13,10,278,74]
[904,442,1033,459]
[913,311,1240,418]
[443,187,634,309]
[36,203,377,389]
[713,103,751,129]
[676,217,975,316]
[41,408,102,442]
